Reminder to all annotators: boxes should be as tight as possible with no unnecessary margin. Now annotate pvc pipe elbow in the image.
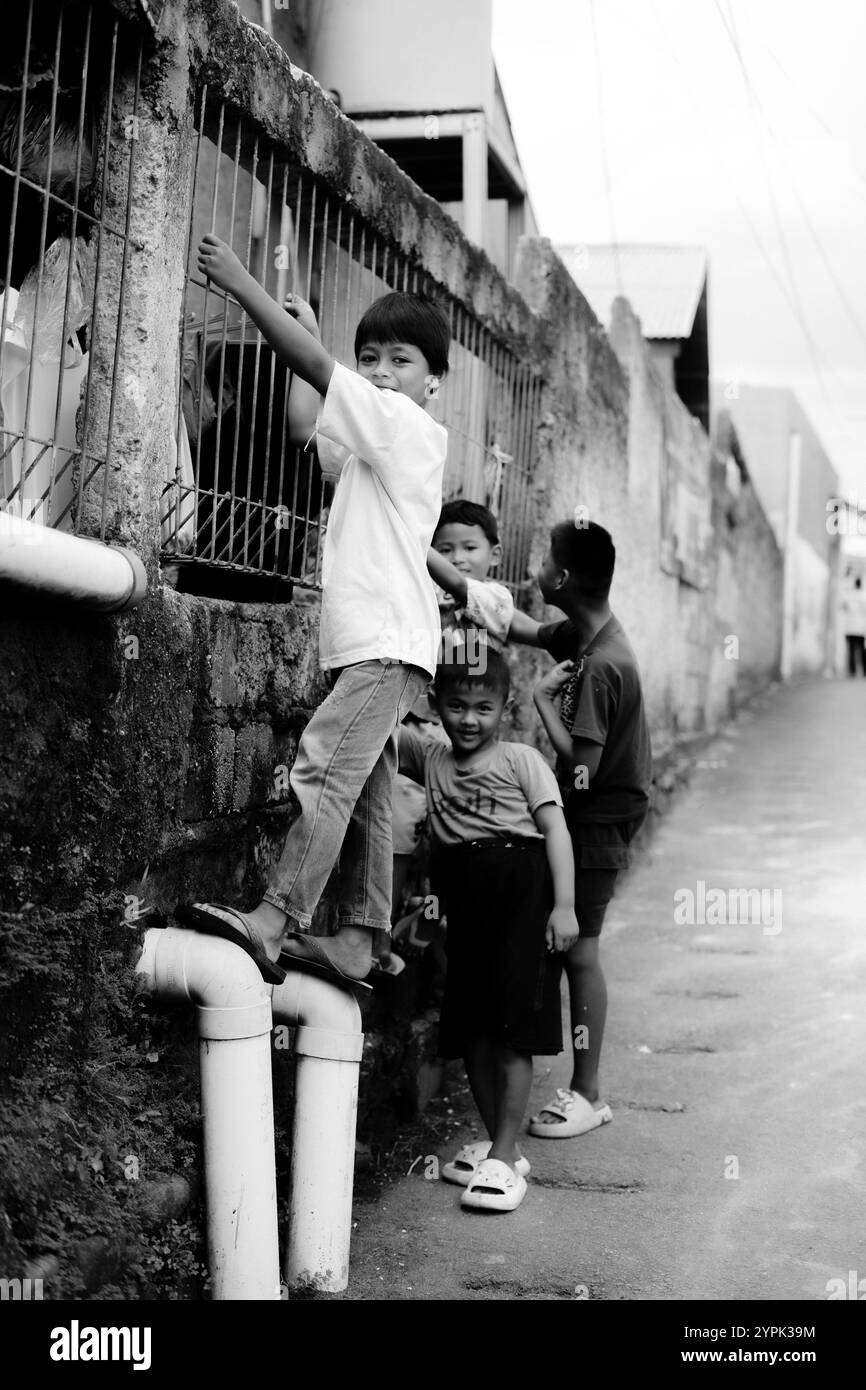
[136,927,272,1039]
[271,971,363,1062]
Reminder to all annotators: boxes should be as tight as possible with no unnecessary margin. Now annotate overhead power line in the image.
[588,0,623,295]
[714,0,832,407]
[638,0,833,397]
[714,1,866,362]
[744,16,866,202]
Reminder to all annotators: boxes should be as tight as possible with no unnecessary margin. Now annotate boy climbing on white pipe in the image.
[175,232,450,989]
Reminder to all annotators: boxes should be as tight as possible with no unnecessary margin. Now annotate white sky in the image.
[492,0,866,498]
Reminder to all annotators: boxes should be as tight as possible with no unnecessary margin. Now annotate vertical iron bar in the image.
[0,0,34,452]
[189,83,211,555]
[19,5,64,522]
[328,202,341,350]
[301,191,329,582]
[368,234,379,306]
[208,104,235,560]
[272,160,292,575]
[342,212,355,362]
[46,3,93,527]
[510,365,530,588]
[303,179,316,301]
[355,224,366,340]
[226,126,258,566]
[170,81,206,554]
[254,147,276,571]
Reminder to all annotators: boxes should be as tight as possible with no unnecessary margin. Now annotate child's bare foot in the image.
[279,923,373,980]
[242,905,374,980]
[239,901,290,955]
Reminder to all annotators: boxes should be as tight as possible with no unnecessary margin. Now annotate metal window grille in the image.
[164,87,542,593]
[0,0,142,538]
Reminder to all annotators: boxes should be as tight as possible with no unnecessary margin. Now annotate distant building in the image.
[298,0,539,281]
[713,383,841,677]
[557,243,709,432]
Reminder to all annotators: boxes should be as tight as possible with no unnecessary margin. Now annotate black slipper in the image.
[278,932,372,993]
[174,902,287,985]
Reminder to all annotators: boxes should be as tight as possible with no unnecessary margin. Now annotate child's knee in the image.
[564,936,600,972]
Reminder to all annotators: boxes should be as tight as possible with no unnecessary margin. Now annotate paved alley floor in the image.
[342,678,866,1302]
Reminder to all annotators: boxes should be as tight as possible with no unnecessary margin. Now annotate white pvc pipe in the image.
[271,972,363,1294]
[136,927,281,1301]
[0,510,147,611]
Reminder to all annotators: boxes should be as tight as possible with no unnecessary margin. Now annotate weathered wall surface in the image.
[718,383,839,676]
[0,0,783,1298]
[506,243,783,759]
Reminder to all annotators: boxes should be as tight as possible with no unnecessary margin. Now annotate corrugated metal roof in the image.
[555,243,708,340]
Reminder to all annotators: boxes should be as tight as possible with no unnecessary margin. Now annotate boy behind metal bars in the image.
[176,233,449,988]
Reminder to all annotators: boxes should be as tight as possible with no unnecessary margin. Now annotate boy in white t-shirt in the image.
[176,233,449,987]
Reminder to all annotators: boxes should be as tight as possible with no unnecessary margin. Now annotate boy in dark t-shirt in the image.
[508,519,652,1138]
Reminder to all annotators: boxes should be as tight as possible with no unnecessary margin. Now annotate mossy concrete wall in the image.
[0,0,783,1298]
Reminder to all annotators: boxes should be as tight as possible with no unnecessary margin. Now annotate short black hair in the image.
[434,646,510,700]
[434,498,500,546]
[550,519,615,599]
[354,292,450,377]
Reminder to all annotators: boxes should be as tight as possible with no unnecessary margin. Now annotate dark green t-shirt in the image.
[538,615,652,825]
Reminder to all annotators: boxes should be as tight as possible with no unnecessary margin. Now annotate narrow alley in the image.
[345,679,866,1301]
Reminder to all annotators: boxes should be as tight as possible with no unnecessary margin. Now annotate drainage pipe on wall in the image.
[0,511,147,611]
[135,927,281,1301]
[271,971,363,1294]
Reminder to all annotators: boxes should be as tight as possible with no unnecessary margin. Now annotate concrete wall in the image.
[716,383,839,677]
[0,0,784,1297]
[504,252,783,758]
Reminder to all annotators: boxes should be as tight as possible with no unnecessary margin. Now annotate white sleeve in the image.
[463,579,515,645]
[314,415,352,482]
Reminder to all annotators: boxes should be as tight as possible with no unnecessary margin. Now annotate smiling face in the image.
[435,680,506,758]
[356,340,432,407]
[432,521,501,582]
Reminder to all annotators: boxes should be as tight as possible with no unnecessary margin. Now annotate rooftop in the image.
[556,243,708,340]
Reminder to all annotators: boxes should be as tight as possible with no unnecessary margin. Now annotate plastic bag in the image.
[12,235,95,365]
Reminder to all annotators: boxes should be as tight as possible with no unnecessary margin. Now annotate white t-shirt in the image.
[315,362,447,675]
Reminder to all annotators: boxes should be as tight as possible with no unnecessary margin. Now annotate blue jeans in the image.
[263,660,429,933]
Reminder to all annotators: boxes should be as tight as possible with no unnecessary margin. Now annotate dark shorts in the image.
[568,815,647,940]
[431,838,564,1060]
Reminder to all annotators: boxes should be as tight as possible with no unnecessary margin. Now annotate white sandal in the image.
[442,1140,530,1186]
[461,1158,528,1212]
[528,1089,612,1139]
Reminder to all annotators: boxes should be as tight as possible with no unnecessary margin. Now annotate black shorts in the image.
[567,815,647,939]
[432,838,564,1060]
